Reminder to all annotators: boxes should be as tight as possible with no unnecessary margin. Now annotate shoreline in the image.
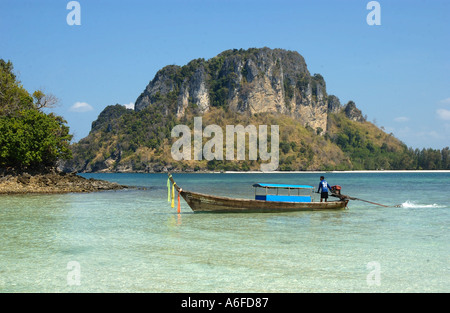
[80,169,450,174]
[222,170,450,174]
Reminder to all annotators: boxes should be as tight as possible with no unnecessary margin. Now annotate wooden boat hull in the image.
[180,190,348,213]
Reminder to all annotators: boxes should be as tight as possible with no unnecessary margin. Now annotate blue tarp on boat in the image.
[253,183,314,189]
[255,195,312,202]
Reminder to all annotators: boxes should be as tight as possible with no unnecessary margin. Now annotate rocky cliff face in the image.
[343,101,366,122]
[135,47,342,132]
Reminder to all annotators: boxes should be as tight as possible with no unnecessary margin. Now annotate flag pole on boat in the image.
[171,182,175,208]
[167,176,171,203]
[168,174,182,213]
[177,189,182,213]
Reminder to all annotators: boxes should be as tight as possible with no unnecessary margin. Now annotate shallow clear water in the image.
[0,172,449,292]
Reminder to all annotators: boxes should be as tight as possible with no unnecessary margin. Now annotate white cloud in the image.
[416,130,442,140]
[396,126,411,137]
[123,102,135,110]
[439,97,450,106]
[69,102,94,112]
[394,116,409,123]
[444,123,450,132]
[437,109,450,121]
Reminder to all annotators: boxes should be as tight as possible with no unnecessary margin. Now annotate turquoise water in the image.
[0,172,449,292]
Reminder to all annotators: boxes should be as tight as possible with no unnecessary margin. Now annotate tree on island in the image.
[0,59,72,173]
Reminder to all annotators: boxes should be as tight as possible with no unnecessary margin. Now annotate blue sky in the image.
[1,0,449,149]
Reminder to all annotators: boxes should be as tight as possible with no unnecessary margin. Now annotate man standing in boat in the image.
[318,176,332,202]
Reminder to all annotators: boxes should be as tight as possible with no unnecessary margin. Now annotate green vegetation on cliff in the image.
[66,103,177,172]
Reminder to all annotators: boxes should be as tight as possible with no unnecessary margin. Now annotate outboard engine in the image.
[331,185,342,195]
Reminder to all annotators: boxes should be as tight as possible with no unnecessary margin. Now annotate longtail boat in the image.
[168,174,348,213]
